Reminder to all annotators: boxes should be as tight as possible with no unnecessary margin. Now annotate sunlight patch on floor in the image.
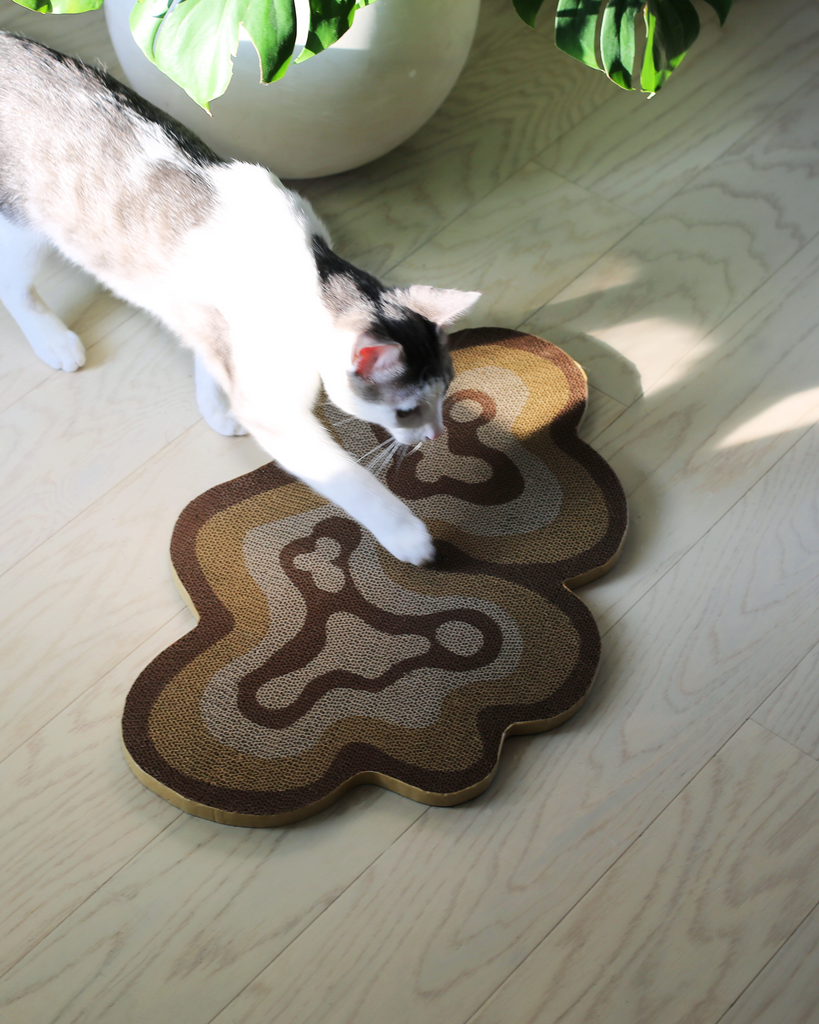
[717,388,819,449]
[548,255,643,303]
[593,316,713,390]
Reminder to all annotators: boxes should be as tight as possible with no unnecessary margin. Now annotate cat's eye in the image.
[396,406,420,420]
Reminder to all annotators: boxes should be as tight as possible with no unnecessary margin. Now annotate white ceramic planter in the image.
[104,0,480,179]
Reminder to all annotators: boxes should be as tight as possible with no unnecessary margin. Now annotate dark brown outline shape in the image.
[122,329,628,826]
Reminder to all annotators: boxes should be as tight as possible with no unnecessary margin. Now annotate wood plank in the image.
[149,383,819,1024]
[753,642,819,761]
[0,777,427,1024]
[465,722,819,1024]
[0,300,197,576]
[537,0,819,219]
[0,422,268,762]
[0,614,187,977]
[389,161,639,332]
[717,898,819,1024]
[522,73,819,405]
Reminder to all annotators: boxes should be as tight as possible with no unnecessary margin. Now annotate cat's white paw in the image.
[379,515,436,566]
[31,325,86,372]
[202,407,248,437]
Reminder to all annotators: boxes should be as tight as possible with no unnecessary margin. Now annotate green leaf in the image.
[296,0,358,63]
[558,0,731,94]
[641,0,701,93]
[700,0,732,26]
[129,0,172,70]
[12,0,102,12]
[555,0,604,70]
[131,0,241,109]
[640,7,662,93]
[599,0,640,90]
[243,0,295,83]
[130,0,300,108]
[654,0,700,61]
[513,0,548,29]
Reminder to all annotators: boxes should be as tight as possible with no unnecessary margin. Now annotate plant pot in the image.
[104,0,480,179]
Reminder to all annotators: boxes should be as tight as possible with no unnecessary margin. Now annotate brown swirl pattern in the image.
[122,329,628,826]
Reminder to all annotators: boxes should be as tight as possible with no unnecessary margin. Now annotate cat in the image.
[0,31,480,566]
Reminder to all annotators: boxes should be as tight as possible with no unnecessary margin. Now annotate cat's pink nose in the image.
[425,425,443,441]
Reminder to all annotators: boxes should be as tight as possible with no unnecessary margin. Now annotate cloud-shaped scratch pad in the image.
[122,329,628,826]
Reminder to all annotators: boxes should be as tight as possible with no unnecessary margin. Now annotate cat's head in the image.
[312,236,480,445]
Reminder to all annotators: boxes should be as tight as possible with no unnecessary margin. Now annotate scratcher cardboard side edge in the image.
[121,689,591,828]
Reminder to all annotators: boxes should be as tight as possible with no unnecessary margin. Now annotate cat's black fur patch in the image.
[311,235,453,400]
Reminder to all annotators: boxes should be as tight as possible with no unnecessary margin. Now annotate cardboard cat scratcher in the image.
[122,328,628,826]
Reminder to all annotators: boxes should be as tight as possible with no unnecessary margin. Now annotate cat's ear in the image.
[400,285,481,326]
[352,335,405,381]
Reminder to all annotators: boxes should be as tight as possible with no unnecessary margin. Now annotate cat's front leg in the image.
[346,479,436,566]
[246,418,435,566]
[0,214,86,372]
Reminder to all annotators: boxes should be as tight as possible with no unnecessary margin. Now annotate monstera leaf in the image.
[296,0,376,63]
[127,0,375,109]
[550,0,733,93]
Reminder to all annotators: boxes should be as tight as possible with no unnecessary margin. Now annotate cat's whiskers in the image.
[368,439,403,479]
[368,446,393,478]
[356,436,393,465]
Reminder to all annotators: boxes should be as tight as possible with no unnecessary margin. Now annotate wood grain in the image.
[197,403,819,1024]
[0,780,427,1024]
[389,161,639,332]
[581,386,626,443]
[523,72,819,404]
[296,0,619,276]
[466,721,819,1024]
[0,300,196,576]
[0,251,101,416]
[717,898,819,1024]
[2,1,819,1021]
[0,614,187,977]
[577,232,819,631]
[753,643,819,762]
[537,0,819,219]
[0,422,267,763]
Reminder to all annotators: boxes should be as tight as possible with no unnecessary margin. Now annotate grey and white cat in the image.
[0,32,479,565]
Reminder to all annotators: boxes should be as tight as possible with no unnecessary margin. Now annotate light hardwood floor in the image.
[2,1,819,1021]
